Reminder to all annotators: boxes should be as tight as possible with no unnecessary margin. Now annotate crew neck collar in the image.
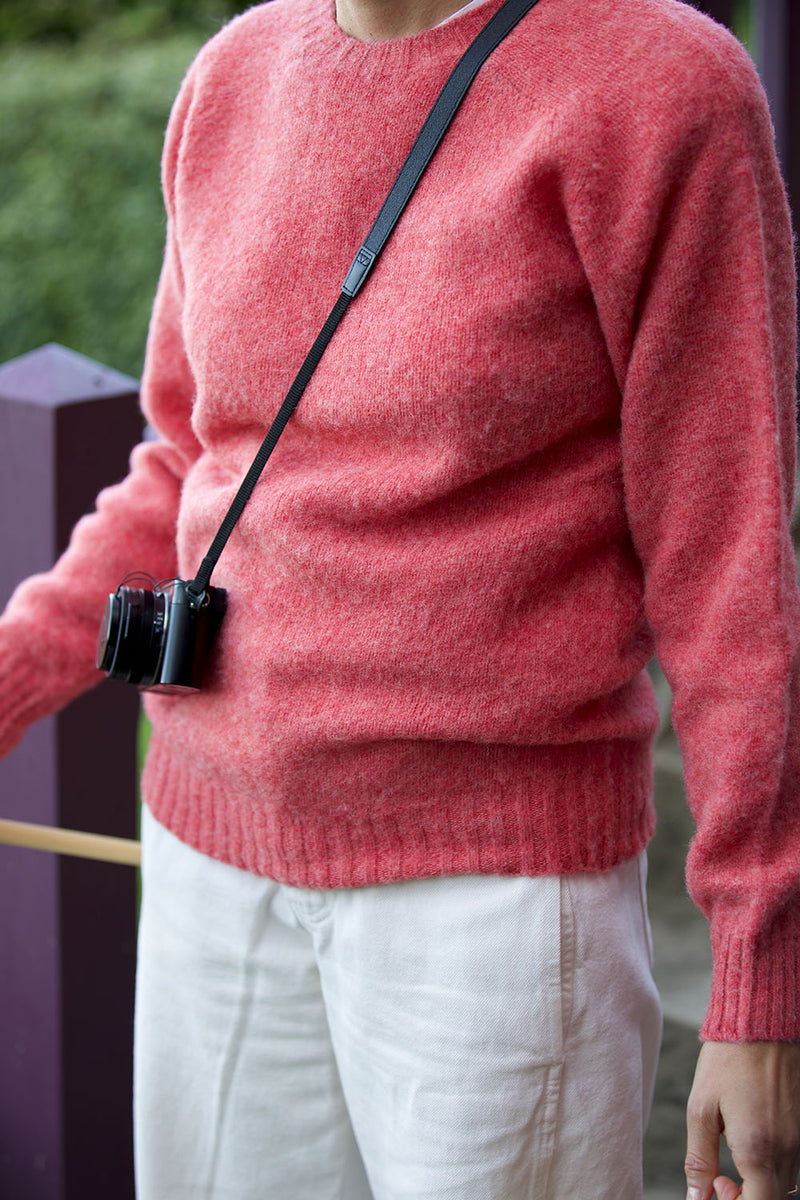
[321,0,512,51]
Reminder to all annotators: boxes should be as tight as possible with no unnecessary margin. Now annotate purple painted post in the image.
[0,344,143,1200]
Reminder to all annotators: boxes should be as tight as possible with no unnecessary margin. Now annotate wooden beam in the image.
[0,819,141,867]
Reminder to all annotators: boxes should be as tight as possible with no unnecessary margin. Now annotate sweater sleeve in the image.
[0,64,202,762]
[575,33,800,1040]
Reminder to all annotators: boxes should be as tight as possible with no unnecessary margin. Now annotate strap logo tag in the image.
[343,245,377,296]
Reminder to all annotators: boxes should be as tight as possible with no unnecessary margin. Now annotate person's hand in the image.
[684,1040,800,1200]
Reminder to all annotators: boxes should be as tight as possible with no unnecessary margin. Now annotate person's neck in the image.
[335,0,470,40]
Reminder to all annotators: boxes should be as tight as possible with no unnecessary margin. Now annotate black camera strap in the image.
[186,0,543,602]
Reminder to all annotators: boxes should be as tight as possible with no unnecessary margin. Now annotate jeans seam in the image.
[559,874,577,1050]
[533,875,575,1200]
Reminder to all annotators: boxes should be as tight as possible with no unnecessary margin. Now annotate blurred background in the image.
[0,0,243,380]
[0,1,796,1198]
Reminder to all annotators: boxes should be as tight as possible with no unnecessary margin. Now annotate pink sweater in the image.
[0,0,798,1042]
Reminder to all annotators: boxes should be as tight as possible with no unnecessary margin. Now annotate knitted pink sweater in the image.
[0,0,798,1042]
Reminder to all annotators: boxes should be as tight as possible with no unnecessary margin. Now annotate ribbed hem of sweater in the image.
[142,730,657,887]
[701,908,800,1043]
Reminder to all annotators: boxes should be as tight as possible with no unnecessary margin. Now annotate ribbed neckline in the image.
[308,0,520,57]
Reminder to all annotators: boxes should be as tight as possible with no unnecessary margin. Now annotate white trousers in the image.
[134,804,663,1200]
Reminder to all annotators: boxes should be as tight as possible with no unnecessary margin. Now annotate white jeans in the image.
[134,804,662,1200]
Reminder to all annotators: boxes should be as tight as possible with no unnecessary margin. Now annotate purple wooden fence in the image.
[0,344,142,1200]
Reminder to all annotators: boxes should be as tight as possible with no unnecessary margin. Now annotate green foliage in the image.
[732,0,754,54]
[0,0,243,44]
[0,35,206,378]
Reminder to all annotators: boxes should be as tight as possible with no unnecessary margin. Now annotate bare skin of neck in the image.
[335,0,470,40]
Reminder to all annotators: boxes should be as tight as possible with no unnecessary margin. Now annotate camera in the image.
[96,577,227,693]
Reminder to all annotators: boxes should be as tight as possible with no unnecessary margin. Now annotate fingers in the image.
[686,1042,800,1200]
[727,1076,800,1199]
[685,1073,723,1200]
[712,1176,742,1200]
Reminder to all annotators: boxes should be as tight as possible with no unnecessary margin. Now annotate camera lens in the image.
[96,592,122,672]
[97,587,168,686]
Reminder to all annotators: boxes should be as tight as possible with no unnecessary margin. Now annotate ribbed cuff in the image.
[701,906,800,1041]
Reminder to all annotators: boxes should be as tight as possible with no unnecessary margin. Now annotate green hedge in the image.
[0,36,207,378]
[0,0,243,44]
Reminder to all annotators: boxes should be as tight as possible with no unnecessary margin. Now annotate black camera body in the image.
[96,578,227,693]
